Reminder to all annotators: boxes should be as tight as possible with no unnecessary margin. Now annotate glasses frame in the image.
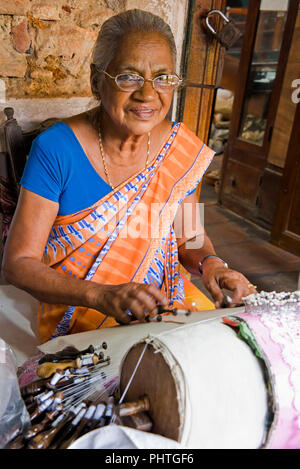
[99,69,183,93]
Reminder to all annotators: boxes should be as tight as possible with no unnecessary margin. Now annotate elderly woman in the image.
[2,9,255,343]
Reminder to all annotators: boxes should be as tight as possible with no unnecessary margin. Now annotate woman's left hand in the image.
[201,258,257,308]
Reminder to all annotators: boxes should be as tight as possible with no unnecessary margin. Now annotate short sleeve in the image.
[20,135,62,203]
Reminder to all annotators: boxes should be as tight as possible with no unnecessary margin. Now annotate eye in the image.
[155,75,179,85]
[117,74,142,83]
[153,75,181,93]
[115,73,144,90]
[155,74,169,82]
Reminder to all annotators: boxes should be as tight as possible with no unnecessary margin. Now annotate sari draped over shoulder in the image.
[38,123,215,343]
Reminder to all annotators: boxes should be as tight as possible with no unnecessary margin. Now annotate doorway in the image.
[202,0,249,205]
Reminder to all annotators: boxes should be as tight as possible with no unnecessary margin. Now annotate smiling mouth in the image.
[129,108,156,119]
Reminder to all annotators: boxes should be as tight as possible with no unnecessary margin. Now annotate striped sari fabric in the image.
[38,123,215,343]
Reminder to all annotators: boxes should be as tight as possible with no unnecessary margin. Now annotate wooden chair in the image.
[2,107,58,184]
[0,108,58,252]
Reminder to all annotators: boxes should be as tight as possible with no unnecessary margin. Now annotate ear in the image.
[90,63,102,99]
[90,63,97,74]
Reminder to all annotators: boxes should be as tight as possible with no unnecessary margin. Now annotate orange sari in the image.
[39,123,215,343]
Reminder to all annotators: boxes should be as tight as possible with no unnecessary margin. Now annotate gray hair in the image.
[91,9,177,93]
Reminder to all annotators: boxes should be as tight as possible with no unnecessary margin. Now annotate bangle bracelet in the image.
[198,255,228,275]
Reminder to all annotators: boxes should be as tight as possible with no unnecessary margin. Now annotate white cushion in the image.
[0,284,40,366]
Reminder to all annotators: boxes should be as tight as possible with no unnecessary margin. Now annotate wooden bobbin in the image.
[37,358,82,379]
[119,396,150,417]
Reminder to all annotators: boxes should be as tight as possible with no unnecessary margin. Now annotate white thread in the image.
[94,403,105,420]
[118,342,149,406]
[84,404,96,420]
[50,372,64,386]
[72,407,87,426]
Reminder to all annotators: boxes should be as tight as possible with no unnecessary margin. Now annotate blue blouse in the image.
[21,121,178,216]
[20,122,113,215]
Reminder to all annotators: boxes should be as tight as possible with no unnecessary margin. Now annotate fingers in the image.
[229,287,245,307]
[123,285,164,320]
[144,284,168,307]
[219,273,257,307]
[114,308,132,325]
[203,267,258,309]
[104,283,168,324]
[204,276,225,309]
[230,284,257,306]
[126,297,148,322]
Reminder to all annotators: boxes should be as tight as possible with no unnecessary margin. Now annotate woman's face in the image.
[97,31,175,136]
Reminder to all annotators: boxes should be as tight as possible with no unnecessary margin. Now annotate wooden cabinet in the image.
[219,0,299,230]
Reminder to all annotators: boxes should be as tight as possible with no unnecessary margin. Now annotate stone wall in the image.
[0,0,188,134]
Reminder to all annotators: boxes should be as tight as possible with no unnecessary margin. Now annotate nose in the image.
[134,79,157,101]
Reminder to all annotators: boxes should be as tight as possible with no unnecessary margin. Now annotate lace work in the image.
[243,291,300,432]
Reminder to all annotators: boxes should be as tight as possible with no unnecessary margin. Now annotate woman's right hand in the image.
[2,188,167,326]
[89,282,168,324]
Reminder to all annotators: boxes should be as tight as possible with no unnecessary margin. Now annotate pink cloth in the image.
[17,352,44,388]
[235,311,300,449]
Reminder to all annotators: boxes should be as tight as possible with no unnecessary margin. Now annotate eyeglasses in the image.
[99,70,182,93]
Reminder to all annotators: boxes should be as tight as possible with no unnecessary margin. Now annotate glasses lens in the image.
[115,74,143,91]
[153,75,180,92]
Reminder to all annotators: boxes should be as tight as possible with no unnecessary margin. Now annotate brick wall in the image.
[0,0,187,100]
